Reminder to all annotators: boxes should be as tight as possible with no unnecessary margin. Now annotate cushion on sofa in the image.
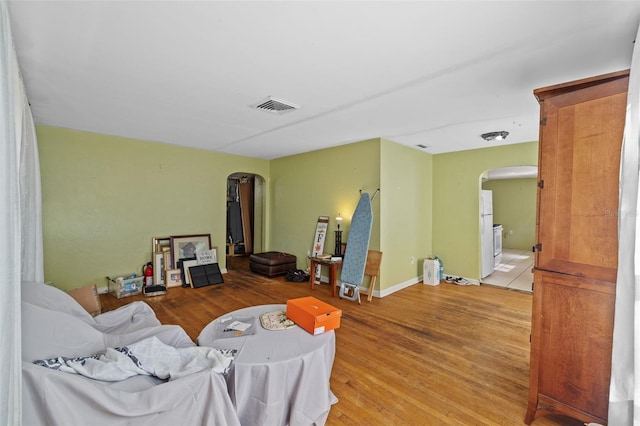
[92,302,161,334]
[105,324,196,350]
[22,281,94,324]
[22,281,161,333]
[22,302,106,362]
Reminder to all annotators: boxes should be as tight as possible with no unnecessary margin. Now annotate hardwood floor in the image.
[100,256,583,426]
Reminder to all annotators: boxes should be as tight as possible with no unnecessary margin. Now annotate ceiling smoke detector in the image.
[251,96,300,115]
[481,131,509,141]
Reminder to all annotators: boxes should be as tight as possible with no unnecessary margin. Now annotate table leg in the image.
[329,264,337,297]
[309,259,317,290]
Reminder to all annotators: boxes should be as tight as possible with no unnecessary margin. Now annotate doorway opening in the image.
[226,173,265,269]
[479,166,537,292]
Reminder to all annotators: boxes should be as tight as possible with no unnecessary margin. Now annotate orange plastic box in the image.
[286,296,342,335]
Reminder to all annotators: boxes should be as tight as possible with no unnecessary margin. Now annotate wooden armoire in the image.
[525,70,629,425]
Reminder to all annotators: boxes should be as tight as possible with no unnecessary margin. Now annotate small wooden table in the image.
[309,257,342,297]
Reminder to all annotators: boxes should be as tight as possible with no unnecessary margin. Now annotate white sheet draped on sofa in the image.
[0,0,44,424]
[609,22,640,426]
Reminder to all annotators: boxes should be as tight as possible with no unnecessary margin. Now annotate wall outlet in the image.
[410,256,415,265]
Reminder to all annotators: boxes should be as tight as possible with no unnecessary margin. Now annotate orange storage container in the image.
[286,296,341,335]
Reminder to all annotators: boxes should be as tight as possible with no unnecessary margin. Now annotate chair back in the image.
[365,250,383,278]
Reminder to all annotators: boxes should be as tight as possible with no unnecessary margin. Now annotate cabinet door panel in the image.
[533,272,615,421]
[535,76,626,282]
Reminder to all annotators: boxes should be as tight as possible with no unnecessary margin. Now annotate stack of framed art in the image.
[151,234,224,289]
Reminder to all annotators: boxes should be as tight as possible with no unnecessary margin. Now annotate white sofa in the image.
[21,282,240,426]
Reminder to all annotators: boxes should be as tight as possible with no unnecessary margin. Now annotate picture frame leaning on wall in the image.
[152,236,171,254]
[152,251,165,285]
[170,234,211,269]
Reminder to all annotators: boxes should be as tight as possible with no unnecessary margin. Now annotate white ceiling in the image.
[8,1,640,160]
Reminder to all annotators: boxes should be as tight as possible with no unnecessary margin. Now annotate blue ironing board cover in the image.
[340,193,373,286]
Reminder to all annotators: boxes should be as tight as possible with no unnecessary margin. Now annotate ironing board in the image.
[339,192,373,304]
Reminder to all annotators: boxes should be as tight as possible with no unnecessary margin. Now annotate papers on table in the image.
[212,315,256,339]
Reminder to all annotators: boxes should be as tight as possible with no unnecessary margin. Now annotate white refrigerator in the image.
[480,190,494,279]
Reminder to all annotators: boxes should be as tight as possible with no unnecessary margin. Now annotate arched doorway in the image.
[226,173,265,267]
[479,166,537,291]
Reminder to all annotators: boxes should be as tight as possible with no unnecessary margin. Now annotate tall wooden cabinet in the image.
[525,70,629,425]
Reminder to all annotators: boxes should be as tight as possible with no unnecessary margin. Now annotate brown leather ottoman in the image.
[249,252,297,277]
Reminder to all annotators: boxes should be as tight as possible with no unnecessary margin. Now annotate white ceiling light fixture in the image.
[481,131,509,142]
[251,96,301,115]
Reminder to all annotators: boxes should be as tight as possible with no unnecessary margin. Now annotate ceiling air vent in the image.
[251,96,300,115]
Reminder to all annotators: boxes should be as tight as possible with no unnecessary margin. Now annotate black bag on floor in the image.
[285,269,309,282]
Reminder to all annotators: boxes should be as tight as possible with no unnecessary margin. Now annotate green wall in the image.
[38,126,270,291]
[270,138,433,295]
[38,123,534,296]
[432,142,538,280]
[270,139,381,269]
[380,139,433,289]
[482,178,537,251]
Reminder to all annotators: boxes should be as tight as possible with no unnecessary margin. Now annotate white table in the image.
[197,304,337,426]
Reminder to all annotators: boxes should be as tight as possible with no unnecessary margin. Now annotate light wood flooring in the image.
[100,256,582,426]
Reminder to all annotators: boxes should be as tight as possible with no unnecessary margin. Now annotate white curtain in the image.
[609,23,640,426]
[0,0,44,424]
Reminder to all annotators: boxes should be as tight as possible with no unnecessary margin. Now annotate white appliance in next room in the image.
[480,190,494,279]
[493,224,503,267]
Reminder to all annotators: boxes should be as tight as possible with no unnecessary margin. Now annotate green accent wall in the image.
[482,178,537,251]
[38,126,270,291]
[432,142,538,280]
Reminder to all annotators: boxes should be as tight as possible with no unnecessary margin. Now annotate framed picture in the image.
[196,247,218,265]
[189,263,224,288]
[163,251,173,273]
[170,234,211,268]
[179,258,199,287]
[165,269,182,288]
[153,251,165,285]
[152,237,171,254]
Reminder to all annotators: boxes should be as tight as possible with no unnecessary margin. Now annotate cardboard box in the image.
[423,259,440,286]
[286,296,341,335]
[106,274,143,298]
[67,284,101,316]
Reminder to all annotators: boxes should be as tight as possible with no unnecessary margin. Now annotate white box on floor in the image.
[423,259,440,286]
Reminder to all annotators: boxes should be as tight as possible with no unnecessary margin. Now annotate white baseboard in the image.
[373,274,479,299]
[377,277,421,298]
[324,276,433,299]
